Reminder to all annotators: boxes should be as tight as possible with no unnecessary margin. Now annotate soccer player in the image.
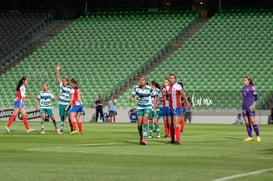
[166,73,190,144]
[148,81,162,139]
[185,98,192,124]
[95,96,104,122]
[56,64,73,134]
[66,79,83,135]
[178,82,186,133]
[242,76,261,142]
[5,77,35,133]
[129,76,156,145]
[36,83,60,134]
[161,78,170,137]
[109,96,117,123]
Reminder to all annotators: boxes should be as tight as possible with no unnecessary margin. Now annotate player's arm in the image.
[153,96,157,115]
[129,95,135,102]
[65,93,74,111]
[53,98,59,101]
[180,89,190,108]
[36,94,40,112]
[56,64,61,84]
[250,87,258,112]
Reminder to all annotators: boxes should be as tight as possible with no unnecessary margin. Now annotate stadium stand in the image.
[0,10,200,108]
[117,9,273,109]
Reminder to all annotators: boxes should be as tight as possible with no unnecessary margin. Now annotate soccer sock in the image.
[7,114,16,127]
[164,124,170,136]
[155,124,160,136]
[246,124,252,137]
[23,117,30,130]
[181,119,185,131]
[175,127,180,143]
[60,119,65,132]
[149,125,153,137]
[110,118,112,123]
[78,122,82,132]
[138,125,143,138]
[52,119,58,130]
[253,124,260,136]
[40,121,45,131]
[68,118,73,132]
[170,128,175,142]
[114,118,116,123]
[143,124,148,141]
[72,121,77,131]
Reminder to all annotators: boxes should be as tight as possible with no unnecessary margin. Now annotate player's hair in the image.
[42,82,48,86]
[244,76,254,86]
[139,76,147,81]
[16,77,27,91]
[63,78,69,82]
[151,80,161,90]
[169,73,176,79]
[162,78,169,89]
[238,113,241,117]
[71,78,79,88]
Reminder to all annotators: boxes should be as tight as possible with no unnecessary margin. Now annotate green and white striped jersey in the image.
[59,82,71,106]
[132,85,155,109]
[153,88,163,111]
[37,90,54,109]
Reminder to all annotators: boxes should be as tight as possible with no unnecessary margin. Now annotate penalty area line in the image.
[211,167,273,181]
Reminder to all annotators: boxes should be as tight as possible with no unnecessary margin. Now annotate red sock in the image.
[7,115,16,127]
[175,127,180,143]
[23,117,29,130]
[110,118,112,123]
[72,121,77,131]
[77,122,82,132]
[114,118,116,123]
[164,124,169,136]
[181,119,185,131]
[170,128,175,142]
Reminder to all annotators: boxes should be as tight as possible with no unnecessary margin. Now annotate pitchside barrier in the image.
[0,108,271,124]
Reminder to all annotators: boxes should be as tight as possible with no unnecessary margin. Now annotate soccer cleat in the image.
[5,126,10,133]
[156,135,161,139]
[70,130,79,135]
[172,141,181,145]
[141,140,147,145]
[56,128,61,134]
[244,137,254,141]
[79,131,83,135]
[180,130,184,133]
[26,128,35,133]
[166,141,174,144]
[58,132,64,135]
[40,131,45,134]
[256,136,261,142]
[164,135,170,138]
[148,135,153,139]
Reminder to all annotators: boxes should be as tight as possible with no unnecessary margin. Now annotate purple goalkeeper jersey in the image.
[242,85,258,109]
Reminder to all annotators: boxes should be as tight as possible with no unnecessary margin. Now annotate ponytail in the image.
[16,77,27,91]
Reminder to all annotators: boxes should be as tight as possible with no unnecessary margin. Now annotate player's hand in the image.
[129,97,134,102]
[249,104,255,112]
[153,109,156,115]
[57,64,61,70]
[65,106,69,112]
[23,98,27,102]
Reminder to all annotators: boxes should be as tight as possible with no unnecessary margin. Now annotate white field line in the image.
[211,167,273,181]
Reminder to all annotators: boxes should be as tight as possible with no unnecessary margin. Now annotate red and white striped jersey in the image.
[70,87,82,106]
[15,85,26,103]
[162,87,169,107]
[166,83,182,109]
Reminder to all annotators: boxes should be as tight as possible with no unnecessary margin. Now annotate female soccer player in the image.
[65,79,83,135]
[161,78,170,137]
[5,77,35,133]
[242,76,261,142]
[178,82,186,133]
[129,76,156,145]
[36,83,60,134]
[109,96,117,123]
[166,74,190,144]
[56,64,73,134]
[148,81,162,139]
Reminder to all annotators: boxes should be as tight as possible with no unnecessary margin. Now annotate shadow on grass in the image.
[224,137,243,141]
[261,148,273,154]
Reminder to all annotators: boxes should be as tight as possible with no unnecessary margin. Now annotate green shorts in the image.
[40,108,54,117]
[59,104,70,117]
[149,110,162,120]
[137,109,152,117]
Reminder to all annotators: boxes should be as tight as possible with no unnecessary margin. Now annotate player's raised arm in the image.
[56,64,61,84]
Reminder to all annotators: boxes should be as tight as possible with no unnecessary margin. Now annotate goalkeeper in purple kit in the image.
[242,76,261,142]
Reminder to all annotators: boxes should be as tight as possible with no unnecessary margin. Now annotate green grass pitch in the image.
[0,122,273,181]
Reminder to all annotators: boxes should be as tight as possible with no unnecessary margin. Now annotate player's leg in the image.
[137,109,144,144]
[95,110,99,122]
[142,111,150,145]
[100,110,104,122]
[180,113,185,132]
[168,115,174,143]
[148,113,153,138]
[76,112,83,134]
[173,108,182,144]
[189,112,192,124]
[5,108,19,132]
[113,113,116,123]
[59,104,65,133]
[243,109,253,141]
[154,117,160,138]
[50,115,60,133]
[249,115,261,142]
[20,108,34,133]
[162,107,169,137]
[70,108,78,135]
[66,108,73,132]
[40,112,46,134]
